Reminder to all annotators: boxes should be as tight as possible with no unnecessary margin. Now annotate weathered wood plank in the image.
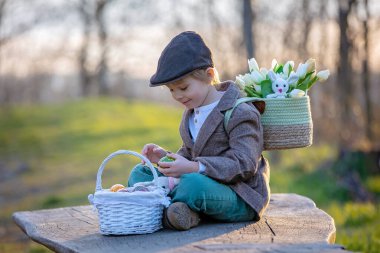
[13,193,348,253]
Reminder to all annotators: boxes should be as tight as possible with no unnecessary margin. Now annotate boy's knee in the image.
[130,163,152,175]
[180,173,206,186]
[128,163,155,187]
[177,173,210,196]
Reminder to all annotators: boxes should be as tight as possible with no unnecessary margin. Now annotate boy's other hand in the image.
[157,153,199,177]
[141,143,167,164]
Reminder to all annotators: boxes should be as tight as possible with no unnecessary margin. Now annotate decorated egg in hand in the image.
[159,156,175,163]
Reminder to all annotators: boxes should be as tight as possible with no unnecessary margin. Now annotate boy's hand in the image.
[157,153,199,178]
[141,143,167,164]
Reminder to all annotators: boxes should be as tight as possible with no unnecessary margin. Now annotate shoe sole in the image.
[166,202,200,230]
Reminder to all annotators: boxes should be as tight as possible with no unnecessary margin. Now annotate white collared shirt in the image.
[188,99,220,174]
[189,99,220,142]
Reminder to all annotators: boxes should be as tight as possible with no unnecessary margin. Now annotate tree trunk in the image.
[0,0,6,103]
[362,0,373,142]
[333,0,377,203]
[95,0,109,96]
[242,0,255,59]
[0,0,7,45]
[337,0,356,148]
[300,0,311,58]
[78,0,92,96]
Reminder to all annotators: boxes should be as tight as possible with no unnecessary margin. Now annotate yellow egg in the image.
[110,184,125,192]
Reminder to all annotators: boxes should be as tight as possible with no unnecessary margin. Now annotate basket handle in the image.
[95,150,158,192]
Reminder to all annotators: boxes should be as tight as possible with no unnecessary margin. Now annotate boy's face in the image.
[166,76,210,109]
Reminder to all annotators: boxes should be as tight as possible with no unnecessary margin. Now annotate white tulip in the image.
[251,71,265,84]
[235,76,246,89]
[287,72,299,86]
[242,73,255,86]
[254,84,261,92]
[306,58,316,73]
[260,67,268,76]
[271,59,278,70]
[316,70,330,82]
[248,58,259,72]
[289,89,305,98]
[296,63,308,79]
[283,61,295,76]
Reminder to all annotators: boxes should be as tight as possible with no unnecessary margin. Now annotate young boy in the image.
[128,31,270,230]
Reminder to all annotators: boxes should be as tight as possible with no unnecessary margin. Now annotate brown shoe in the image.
[162,202,200,230]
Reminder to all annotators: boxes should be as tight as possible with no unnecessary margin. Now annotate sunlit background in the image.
[1,0,380,252]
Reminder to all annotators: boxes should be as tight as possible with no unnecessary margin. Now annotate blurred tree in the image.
[170,1,185,30]
[361,0,373,141]
[335,0,378,202]
[0,0,34,47]
[0,0,70,104]
[76,0,111,96]
[337,0,375,149]
[78,0,93,96]
[317,0,329,67]
[300,0,312,58]
[95,0,110,95]
[0,0,6,44]
[205,0,236,78]
[337,0,355,148]
[283,0,314,61]
[0,0,65,47]
[242,0,255,58]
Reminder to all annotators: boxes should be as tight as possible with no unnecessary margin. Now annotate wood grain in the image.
[13,193,348,253]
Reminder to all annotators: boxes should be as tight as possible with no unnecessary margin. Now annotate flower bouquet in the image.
[232,58,330,150]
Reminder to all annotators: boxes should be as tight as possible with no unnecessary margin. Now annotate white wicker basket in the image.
[88,150,171,235]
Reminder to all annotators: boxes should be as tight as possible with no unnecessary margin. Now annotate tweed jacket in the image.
[176,81,270,219]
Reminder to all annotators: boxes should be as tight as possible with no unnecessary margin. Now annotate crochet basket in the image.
[88,150,170,235]
[224,96,312,150]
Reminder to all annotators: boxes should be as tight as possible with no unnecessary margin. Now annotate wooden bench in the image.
[13,193,349,252]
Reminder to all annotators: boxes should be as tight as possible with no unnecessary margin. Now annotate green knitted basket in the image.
[224,96,313,150]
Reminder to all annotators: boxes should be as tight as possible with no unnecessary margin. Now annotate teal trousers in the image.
[128,164,256,222]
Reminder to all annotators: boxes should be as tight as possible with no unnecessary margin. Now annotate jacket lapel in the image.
[192,81,240,157]
[192,109,224,157]
[179,109,194,149]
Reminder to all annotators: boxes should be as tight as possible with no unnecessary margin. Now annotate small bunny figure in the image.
[156,176,180,192]
[266,70,298,98]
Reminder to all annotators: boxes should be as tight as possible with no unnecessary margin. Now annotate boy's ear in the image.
[206,67,215,80]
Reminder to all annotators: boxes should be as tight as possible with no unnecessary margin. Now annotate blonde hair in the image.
[190,67,220,85]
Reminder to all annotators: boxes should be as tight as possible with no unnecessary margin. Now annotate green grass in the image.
[266,149,380,252]
[0,98,379,253]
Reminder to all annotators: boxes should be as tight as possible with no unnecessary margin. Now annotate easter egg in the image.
[110,184,125,192]
[159,156,175,163]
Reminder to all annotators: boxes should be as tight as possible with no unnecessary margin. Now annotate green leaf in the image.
[297,71,315,85]
[244,86,254,97]
[307,76,319,90]
[260,80,272,98]
[296,71,315,91]
[275,64,283,74]
[297,74,313,92]
[287,64,293,76]
[244,86,261,98]
[244,86,252,93]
